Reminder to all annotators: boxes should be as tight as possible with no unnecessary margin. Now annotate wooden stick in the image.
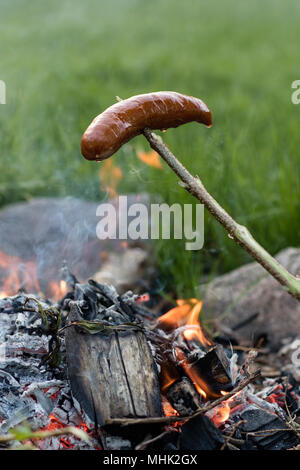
[142,128,300,301]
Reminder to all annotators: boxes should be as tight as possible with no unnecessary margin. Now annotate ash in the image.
[0,292,99,449]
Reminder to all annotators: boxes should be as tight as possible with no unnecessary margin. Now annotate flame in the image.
[42,413,90,449]
[210,401,231,426]
[160,362,180,393]
[158,298,211,347]
[0,250,70,301]
[99,159,122,198]
[162,397,179,417]
[158,298,213,398]
[137,150,163,169]
[209,391,240,426]
[175,347,207,399]
[0,251,40,298]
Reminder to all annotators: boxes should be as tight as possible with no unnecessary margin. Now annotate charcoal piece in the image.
[65,298,162,428]
[239,406,299,450]
[73,283,99,320]
[166,377,202,416]
[180,414,225,450]
[281,373,300,417]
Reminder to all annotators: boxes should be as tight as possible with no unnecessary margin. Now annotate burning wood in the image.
[0,281,300,450]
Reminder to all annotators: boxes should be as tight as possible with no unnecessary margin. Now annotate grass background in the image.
[0,0,299,297]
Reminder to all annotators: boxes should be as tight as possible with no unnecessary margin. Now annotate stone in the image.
[200,248,300,349]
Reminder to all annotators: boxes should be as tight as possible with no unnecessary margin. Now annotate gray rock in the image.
[200,247,300,349]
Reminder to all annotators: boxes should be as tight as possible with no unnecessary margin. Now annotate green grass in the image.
[0,0,299,297]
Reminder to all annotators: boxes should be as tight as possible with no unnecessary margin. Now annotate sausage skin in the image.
[81,92,212,161]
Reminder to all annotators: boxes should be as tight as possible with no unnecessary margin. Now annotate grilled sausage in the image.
[81,91,212,161]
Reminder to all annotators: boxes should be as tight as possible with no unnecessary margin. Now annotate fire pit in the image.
[0,275,299,451]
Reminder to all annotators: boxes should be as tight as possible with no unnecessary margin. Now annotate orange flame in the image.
[99,159,123,198]
[0,251,40,298]
[47,280,68,302]
[175,347,208,399]
[210,403,231,426]
[162,397,179,417]
[160,362,180,393]
[137,150,162,169]
[158,298,211,347]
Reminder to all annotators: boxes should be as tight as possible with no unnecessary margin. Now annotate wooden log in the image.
[65,302,162,427]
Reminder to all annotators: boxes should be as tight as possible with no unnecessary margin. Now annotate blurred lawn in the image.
[0,0,299,297]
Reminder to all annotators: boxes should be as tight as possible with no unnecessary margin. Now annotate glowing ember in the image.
[137,150,163,169]
[45,413,64,431]
[162,397,179,417]
[136,293,150,303]
[41,413,91,449]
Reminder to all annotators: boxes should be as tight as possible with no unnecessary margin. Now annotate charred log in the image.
[64,282,163,430]
[180,414,225,450]
[186,344,234,397]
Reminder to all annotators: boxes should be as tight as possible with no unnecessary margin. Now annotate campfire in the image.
[0,263,299,451]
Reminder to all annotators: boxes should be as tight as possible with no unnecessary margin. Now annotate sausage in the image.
[81,91,212,161]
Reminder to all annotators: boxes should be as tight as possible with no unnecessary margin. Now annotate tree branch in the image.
[143,128,300,301]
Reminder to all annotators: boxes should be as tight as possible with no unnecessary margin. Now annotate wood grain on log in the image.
[65,303,162,427]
